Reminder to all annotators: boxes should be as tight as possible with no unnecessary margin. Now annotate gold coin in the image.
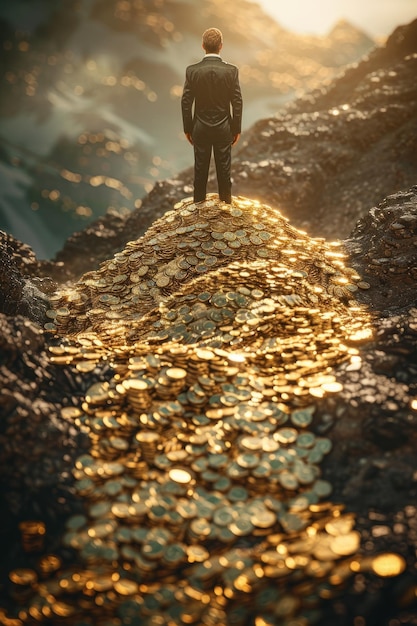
[325,516,355,536]
[91,576,113,592]
[291,406,314,428]
[187,545,210,563]
[313,479,332,497]
[168,468,193,484]
[76,359,99,372]
[9,569,38,585]
[240,436,263,451]
[330,531,361,556]
[229,517,254,536]
[111,502,131,518]
[61,407,83,419]
[275,428,298,444]
[371,553,406,577]
[156,275,171,287]
[114,579,139,595]
[213,507,236,527]
[52,602,75,617]
[189,518,212,538]
[322,381,344,393]
[122,378,151,391]
[137,265,149,276]
[166,367,187,381]
[135,431,159,444]
[236,453,259,469]
[251,510,277,529]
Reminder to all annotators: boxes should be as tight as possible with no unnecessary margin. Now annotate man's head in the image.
[202,28,223,54]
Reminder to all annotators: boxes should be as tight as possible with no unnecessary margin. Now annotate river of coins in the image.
[1,196,406,626]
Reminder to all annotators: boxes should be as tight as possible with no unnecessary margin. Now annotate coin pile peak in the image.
[47,194,369,339]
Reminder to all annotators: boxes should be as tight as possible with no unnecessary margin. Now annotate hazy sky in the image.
[253,0,417,37]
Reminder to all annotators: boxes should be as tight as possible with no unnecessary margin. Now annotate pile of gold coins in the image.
[45,195,369,338]
[2,196,406,626]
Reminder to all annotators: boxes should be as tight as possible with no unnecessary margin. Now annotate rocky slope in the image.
[233,18,417,239]
[0,0,374,257]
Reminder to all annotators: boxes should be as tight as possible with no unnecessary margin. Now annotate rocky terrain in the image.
[0,0,374,257]
[234,17,417,240]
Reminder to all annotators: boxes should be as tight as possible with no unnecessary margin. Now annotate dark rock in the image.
[0,314,88,569]
[364,416,410,450]
[344,186,417,311]
[0,231,50,322]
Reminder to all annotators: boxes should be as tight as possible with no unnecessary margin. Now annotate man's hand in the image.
[232,133,240,146]
[185,132,193,145]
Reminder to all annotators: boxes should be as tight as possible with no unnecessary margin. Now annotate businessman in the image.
[181,27,243,204]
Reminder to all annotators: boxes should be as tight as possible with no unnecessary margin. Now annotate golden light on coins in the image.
[371,553,406,577]
[168,468,193,484]
[1,196,404,626]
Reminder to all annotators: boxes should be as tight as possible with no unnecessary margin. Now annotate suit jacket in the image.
[181,56,243,136]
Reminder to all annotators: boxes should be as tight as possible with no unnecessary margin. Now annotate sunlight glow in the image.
[252,0,417,37]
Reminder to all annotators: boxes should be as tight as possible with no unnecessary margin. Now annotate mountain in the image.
[0,0,374,257]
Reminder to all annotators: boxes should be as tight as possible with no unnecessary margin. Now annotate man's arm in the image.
[181,68,194,143]
[230,66,243,142]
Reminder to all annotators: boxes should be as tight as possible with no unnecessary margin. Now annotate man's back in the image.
[181,27,242,204]
[182,57,242,131]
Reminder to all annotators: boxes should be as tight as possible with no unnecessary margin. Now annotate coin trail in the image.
[2,195,405,626]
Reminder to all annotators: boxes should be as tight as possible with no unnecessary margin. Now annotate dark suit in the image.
[181,55,242,203]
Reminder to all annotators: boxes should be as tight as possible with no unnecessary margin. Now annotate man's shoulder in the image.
[219,60,239,77]
[221,60,238,70]
[186,58,238,72]
[186,59,205,71]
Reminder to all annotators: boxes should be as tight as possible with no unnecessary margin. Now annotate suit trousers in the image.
[192,118,233,204]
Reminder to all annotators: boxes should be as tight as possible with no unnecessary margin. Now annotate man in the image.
[181,27,243,204]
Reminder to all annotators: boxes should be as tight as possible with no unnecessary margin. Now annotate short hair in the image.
[202,28,223,53]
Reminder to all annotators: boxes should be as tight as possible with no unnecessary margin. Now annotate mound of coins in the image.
[45,195,369,338]
[1,196,404,626]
